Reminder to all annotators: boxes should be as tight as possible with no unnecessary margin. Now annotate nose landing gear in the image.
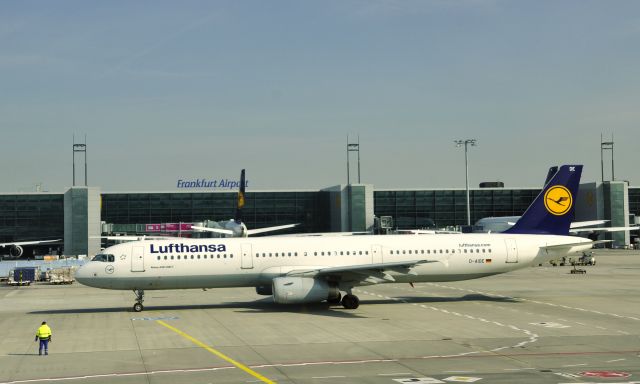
[133,289,145,312]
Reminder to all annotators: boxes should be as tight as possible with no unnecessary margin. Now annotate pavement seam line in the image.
[155,320,276,384]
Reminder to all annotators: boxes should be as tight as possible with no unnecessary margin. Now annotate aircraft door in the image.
[241,243,253,269]
[371,244,382,264]
[505,239,518,263]
[131,246,145,272]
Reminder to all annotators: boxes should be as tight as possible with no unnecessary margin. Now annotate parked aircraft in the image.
[76,165,595,312]
[188,169,298,237]
[0,239,61,259]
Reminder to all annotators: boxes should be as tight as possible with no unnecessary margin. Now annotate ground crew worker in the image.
[34,321,52,355]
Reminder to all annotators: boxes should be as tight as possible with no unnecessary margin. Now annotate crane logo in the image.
[544,185,572,216]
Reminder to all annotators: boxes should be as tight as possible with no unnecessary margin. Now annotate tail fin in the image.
[234,169,246,224]
[504,165,582,235]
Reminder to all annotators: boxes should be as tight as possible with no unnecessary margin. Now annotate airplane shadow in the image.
[28,294,515,317]
[366,293,519,304]
[28,299,366,318]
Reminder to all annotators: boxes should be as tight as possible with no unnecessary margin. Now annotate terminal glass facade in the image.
[0,194,64,243]
[101,191,329,234]
[373,189,541,228]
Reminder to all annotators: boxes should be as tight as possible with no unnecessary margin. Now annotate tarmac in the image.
[1,249,639,384]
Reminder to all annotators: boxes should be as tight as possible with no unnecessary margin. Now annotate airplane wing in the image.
[91,236,180,241]
[0,239,61,247]
[396,229,462,235]
[287,259,436,285]
[190,226,235,236]
[246,223,299,236]
[273,231,371,237]
[570,226,639,233]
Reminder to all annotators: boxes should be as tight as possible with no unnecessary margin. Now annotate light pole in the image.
[454,139,477,226]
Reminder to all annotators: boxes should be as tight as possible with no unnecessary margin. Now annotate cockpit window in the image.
[92,254,115,262]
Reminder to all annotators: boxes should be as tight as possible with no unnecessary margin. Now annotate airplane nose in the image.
[75,264,92,285]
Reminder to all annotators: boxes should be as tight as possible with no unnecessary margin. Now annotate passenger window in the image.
[164,256,167,260]
[171,256,174,260]
[197,255,200,259]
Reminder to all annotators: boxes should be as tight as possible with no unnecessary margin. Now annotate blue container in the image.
[13,267,37,283]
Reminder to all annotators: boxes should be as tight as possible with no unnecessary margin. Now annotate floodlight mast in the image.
[454,139,477,226]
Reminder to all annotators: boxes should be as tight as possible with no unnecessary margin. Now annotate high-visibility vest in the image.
[36,325,51,339]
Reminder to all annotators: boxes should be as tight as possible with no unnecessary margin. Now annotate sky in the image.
[1,0,639,192]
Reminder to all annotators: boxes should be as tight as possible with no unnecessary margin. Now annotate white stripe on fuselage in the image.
[76,233,591,291]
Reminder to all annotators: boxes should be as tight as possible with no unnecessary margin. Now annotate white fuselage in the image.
[76,233,592,291]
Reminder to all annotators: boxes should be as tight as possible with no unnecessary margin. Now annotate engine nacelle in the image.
[255,285,273,296]
[272,276,338,304]
[9,245,24,258]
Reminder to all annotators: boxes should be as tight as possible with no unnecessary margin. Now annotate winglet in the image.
[504,165,582,235]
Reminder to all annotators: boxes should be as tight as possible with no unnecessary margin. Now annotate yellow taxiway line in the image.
[156,320,276,384]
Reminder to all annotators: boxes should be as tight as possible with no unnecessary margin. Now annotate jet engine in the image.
[9,245,24,258]
[272,276,339,304]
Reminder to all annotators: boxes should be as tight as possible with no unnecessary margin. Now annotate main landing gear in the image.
[133,289,144,312]
[341,293,359,309]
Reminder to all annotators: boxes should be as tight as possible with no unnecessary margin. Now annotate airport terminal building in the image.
[1,181,638,258]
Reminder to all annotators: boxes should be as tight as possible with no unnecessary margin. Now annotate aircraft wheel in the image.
[133,303,144,312]
[341,294,359,309]
[327,292,342,305]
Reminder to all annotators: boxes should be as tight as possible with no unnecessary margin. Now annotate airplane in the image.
[96,170,299,244]
[189,169,299,237]
[0,239,61,259]
[76,165,596,312]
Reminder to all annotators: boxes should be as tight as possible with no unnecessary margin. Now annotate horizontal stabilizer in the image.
[541,240,609,251]
[570,226,639,233]
[570,220,608,229]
